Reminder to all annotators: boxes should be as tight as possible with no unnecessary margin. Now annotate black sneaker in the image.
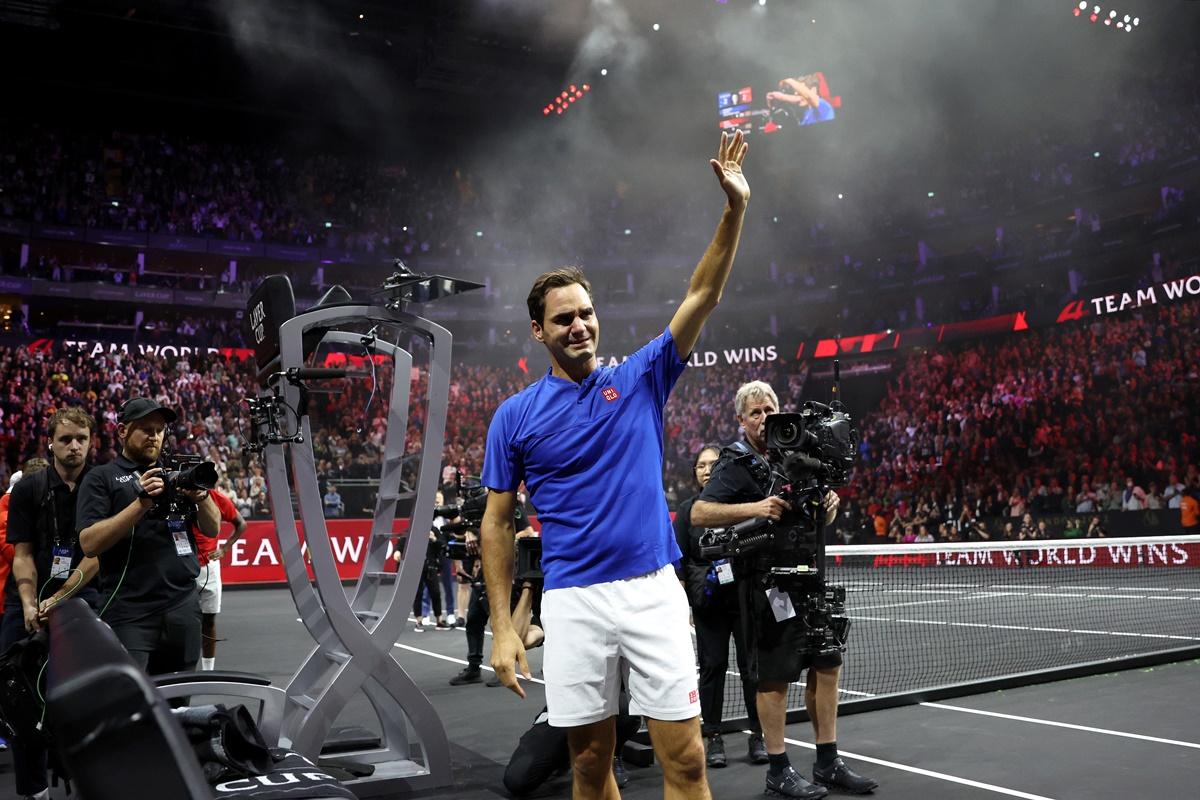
[612,755,629,788]
[705,734,727,768]
[765,765,828,799]
[813,758,878,794]
[448,666,482,686]
[748,732,769,764]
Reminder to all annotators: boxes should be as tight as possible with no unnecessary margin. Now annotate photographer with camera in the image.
[2,409,101,800]
[675,444,767,769]
[692,381,877,798]
[447,488,540,687]
[77,398,220,674]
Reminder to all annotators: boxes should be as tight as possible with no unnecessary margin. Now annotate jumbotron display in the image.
[717,71,841,135]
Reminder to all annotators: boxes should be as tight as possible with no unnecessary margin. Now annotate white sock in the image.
[201,658,216,671]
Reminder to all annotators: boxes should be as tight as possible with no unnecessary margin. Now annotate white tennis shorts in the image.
[541,565,699,727]
[197,559,222,614]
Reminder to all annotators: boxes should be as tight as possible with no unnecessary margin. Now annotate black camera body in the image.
[764,401,857,489]
[515,536,543,583]
[144,453,219,519]
[430,485,488,562]
[699,399,858,660]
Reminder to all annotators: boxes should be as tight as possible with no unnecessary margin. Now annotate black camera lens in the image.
[166,461,219,491]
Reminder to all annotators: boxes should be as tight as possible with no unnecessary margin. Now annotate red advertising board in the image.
[215,518,409,584]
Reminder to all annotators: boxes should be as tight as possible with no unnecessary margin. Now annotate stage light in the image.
[1078,1,1087,8]
[1123,14,1130,22]
[358,13,364,20]
[582,84,590,91]
[837,193,844,199]
[600,68,608,76]
[928,191,936,198]
[402,226,408,232]
[624,229,631,235]
[112,200,119,207]
[1133,17,1138,25]
[1093,151,1101,158]
[652,23,660,31]
[324,221,332,228]
[475,231,483,238]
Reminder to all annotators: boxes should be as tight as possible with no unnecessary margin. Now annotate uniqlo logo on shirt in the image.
[602,387,620,402]
[688,690,698,705]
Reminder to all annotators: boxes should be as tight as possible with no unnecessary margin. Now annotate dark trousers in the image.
[110,595,202,675]
[694,601,760,736]
[412,571,443,619]
[0,607,48,796]
[465,582,488,668]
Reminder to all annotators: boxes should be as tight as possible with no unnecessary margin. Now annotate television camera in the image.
[432,484,488,562]
[430,482,543,582]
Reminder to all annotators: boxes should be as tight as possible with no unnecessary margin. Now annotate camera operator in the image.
[675,444,767,768]
[77,398,220,674]
[448,490,539,686]
[2,409,101,800]
[692,381,877,798]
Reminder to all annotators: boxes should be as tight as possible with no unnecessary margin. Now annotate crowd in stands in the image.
[0,294,1196,544]
[840,297,1200,543]
[3,47,1198,350]
[3,56,1197,259]
[2,46,1197,295]
[1,45,1198,537]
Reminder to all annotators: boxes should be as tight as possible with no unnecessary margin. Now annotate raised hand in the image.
[710,130,750,211]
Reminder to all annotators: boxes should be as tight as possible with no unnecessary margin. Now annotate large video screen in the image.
[717,71,841,135]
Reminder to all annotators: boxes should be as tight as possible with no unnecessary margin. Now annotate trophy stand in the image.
[230,268,480,796]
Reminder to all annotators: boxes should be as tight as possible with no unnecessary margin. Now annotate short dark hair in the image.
[527,266,592,325]
[47,406,96,439]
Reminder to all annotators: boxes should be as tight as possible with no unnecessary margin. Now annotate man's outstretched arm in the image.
[669,129,750,359]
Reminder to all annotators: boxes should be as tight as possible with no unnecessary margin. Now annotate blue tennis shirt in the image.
[483,326,688,590]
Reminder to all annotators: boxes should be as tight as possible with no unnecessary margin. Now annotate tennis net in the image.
[714,535,1200,724]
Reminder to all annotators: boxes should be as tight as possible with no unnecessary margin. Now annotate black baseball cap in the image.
[120,398,178,424]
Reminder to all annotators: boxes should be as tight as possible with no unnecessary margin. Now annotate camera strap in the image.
[719,441,773,497]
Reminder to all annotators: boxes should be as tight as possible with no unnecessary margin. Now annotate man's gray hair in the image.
[735,380,779,418]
